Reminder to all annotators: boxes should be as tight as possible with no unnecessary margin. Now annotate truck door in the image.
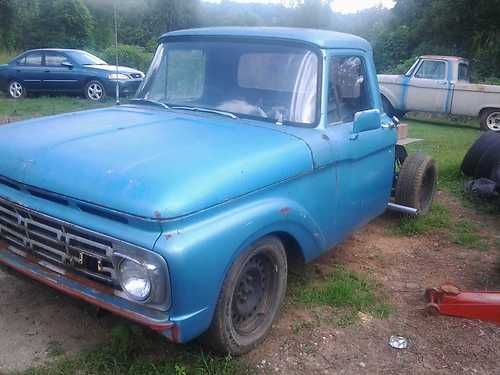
[323,52,396,237]
[405,59,452,113]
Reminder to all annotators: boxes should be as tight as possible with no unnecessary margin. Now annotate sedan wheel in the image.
[8,81,25,99]
[85,81,106,101]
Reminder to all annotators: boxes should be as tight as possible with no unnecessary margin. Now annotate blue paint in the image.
[444,61,454,113]
[0,28,398,344]
[399,75,411,111]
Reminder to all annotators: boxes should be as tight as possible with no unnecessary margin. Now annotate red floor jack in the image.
[425,284,500,324]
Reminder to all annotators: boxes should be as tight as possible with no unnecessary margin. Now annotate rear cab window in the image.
[458,63,470,81]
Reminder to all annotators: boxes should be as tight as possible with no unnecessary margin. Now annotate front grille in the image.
[130,73,142,79]
[0,197,115,284]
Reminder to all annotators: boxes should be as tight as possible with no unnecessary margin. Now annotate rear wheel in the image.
[480,109,500,132]
[8,80,26,99]
[205,236,287,355]
[395,153,438,215]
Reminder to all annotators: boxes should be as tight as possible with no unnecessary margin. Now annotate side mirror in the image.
[353,109,381,133]
[61,62,73,69]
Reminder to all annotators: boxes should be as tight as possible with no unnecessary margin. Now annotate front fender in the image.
[153,196,325,342]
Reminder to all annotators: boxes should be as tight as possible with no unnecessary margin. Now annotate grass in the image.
[20,325,248,375]
[396,202,451,236]
[451,219,489,251]
[0,93,110,122]
[290,266,391,327]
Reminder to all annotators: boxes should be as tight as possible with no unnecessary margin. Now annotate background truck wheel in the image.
[382,96,406,119]
[480,108,500,132]
[395,153,437,215]
[204,236,287,355]
[461,132,500,177]
[473,137,500,179]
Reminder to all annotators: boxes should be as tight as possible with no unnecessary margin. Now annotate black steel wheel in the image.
[204,236,287,355]
[395,153,438,215]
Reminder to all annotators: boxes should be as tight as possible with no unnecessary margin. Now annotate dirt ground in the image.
[1,192,499,374]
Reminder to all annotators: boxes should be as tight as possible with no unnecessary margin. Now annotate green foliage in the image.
[0,94,109,121]
[396,203,451,236]
[291,266,391,325]
[99,44,153,72]
[22,324,248,375]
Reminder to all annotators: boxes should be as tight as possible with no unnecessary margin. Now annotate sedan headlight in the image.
[118,259,152,301]
[108,73,130,80]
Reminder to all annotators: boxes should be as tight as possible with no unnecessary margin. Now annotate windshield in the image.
[68,51,107,65]
[136,40,320,126]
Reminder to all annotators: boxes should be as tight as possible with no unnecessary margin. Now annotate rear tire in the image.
[382,96,405,119]
[395,153,437,215]
[461,132,500,177]
[204,236,287,355]
[480,108,500,132]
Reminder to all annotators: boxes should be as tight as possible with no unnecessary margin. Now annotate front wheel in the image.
[480,109,500,132]
[8,80,26,99]
[205,236,287,355]
[84,80,106,101]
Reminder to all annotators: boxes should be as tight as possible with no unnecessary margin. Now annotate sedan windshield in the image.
[136,40,319,126]
[68,51,107,65]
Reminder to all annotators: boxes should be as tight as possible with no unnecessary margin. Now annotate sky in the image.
[202,0,396,14]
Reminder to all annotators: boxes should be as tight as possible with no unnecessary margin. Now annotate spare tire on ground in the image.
[461,132,500,177]
[395,153,438,215]
[473,137,500,179]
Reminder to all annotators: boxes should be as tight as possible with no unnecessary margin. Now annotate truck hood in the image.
[0,106,313,219]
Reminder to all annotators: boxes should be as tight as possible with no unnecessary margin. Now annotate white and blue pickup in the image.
[378,55,500,131]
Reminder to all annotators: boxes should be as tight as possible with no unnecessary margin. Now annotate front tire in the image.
[480,108,500,132]
[8,80,26,99]
[84,80,106,101]
[205,236,287,355]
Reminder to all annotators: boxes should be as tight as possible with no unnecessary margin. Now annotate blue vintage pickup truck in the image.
[0,27,437,354]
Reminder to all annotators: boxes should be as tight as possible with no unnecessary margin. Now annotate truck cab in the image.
[378,56,500,131]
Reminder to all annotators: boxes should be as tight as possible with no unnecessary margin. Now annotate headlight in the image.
[118,259,151,301]
[108,73,129,80]
[112,245,170,310]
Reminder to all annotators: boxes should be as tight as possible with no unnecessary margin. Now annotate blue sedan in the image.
[0,49,144,101]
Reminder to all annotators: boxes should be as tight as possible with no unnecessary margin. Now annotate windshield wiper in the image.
[130,98,171,110]
[171,105,239,119]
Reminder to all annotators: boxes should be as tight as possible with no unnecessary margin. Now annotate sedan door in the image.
[14,51,45,91]
[43,52,81,92]
[405,59,451,113]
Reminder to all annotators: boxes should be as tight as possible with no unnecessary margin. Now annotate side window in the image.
[414,60,446,79]
[458,63,469,81]
[45,53,70,67]
[166,49,205,102]
[24,52,43,66]
[327,56,372,124]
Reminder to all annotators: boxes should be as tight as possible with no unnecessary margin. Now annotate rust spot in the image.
[280,207,291,216]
